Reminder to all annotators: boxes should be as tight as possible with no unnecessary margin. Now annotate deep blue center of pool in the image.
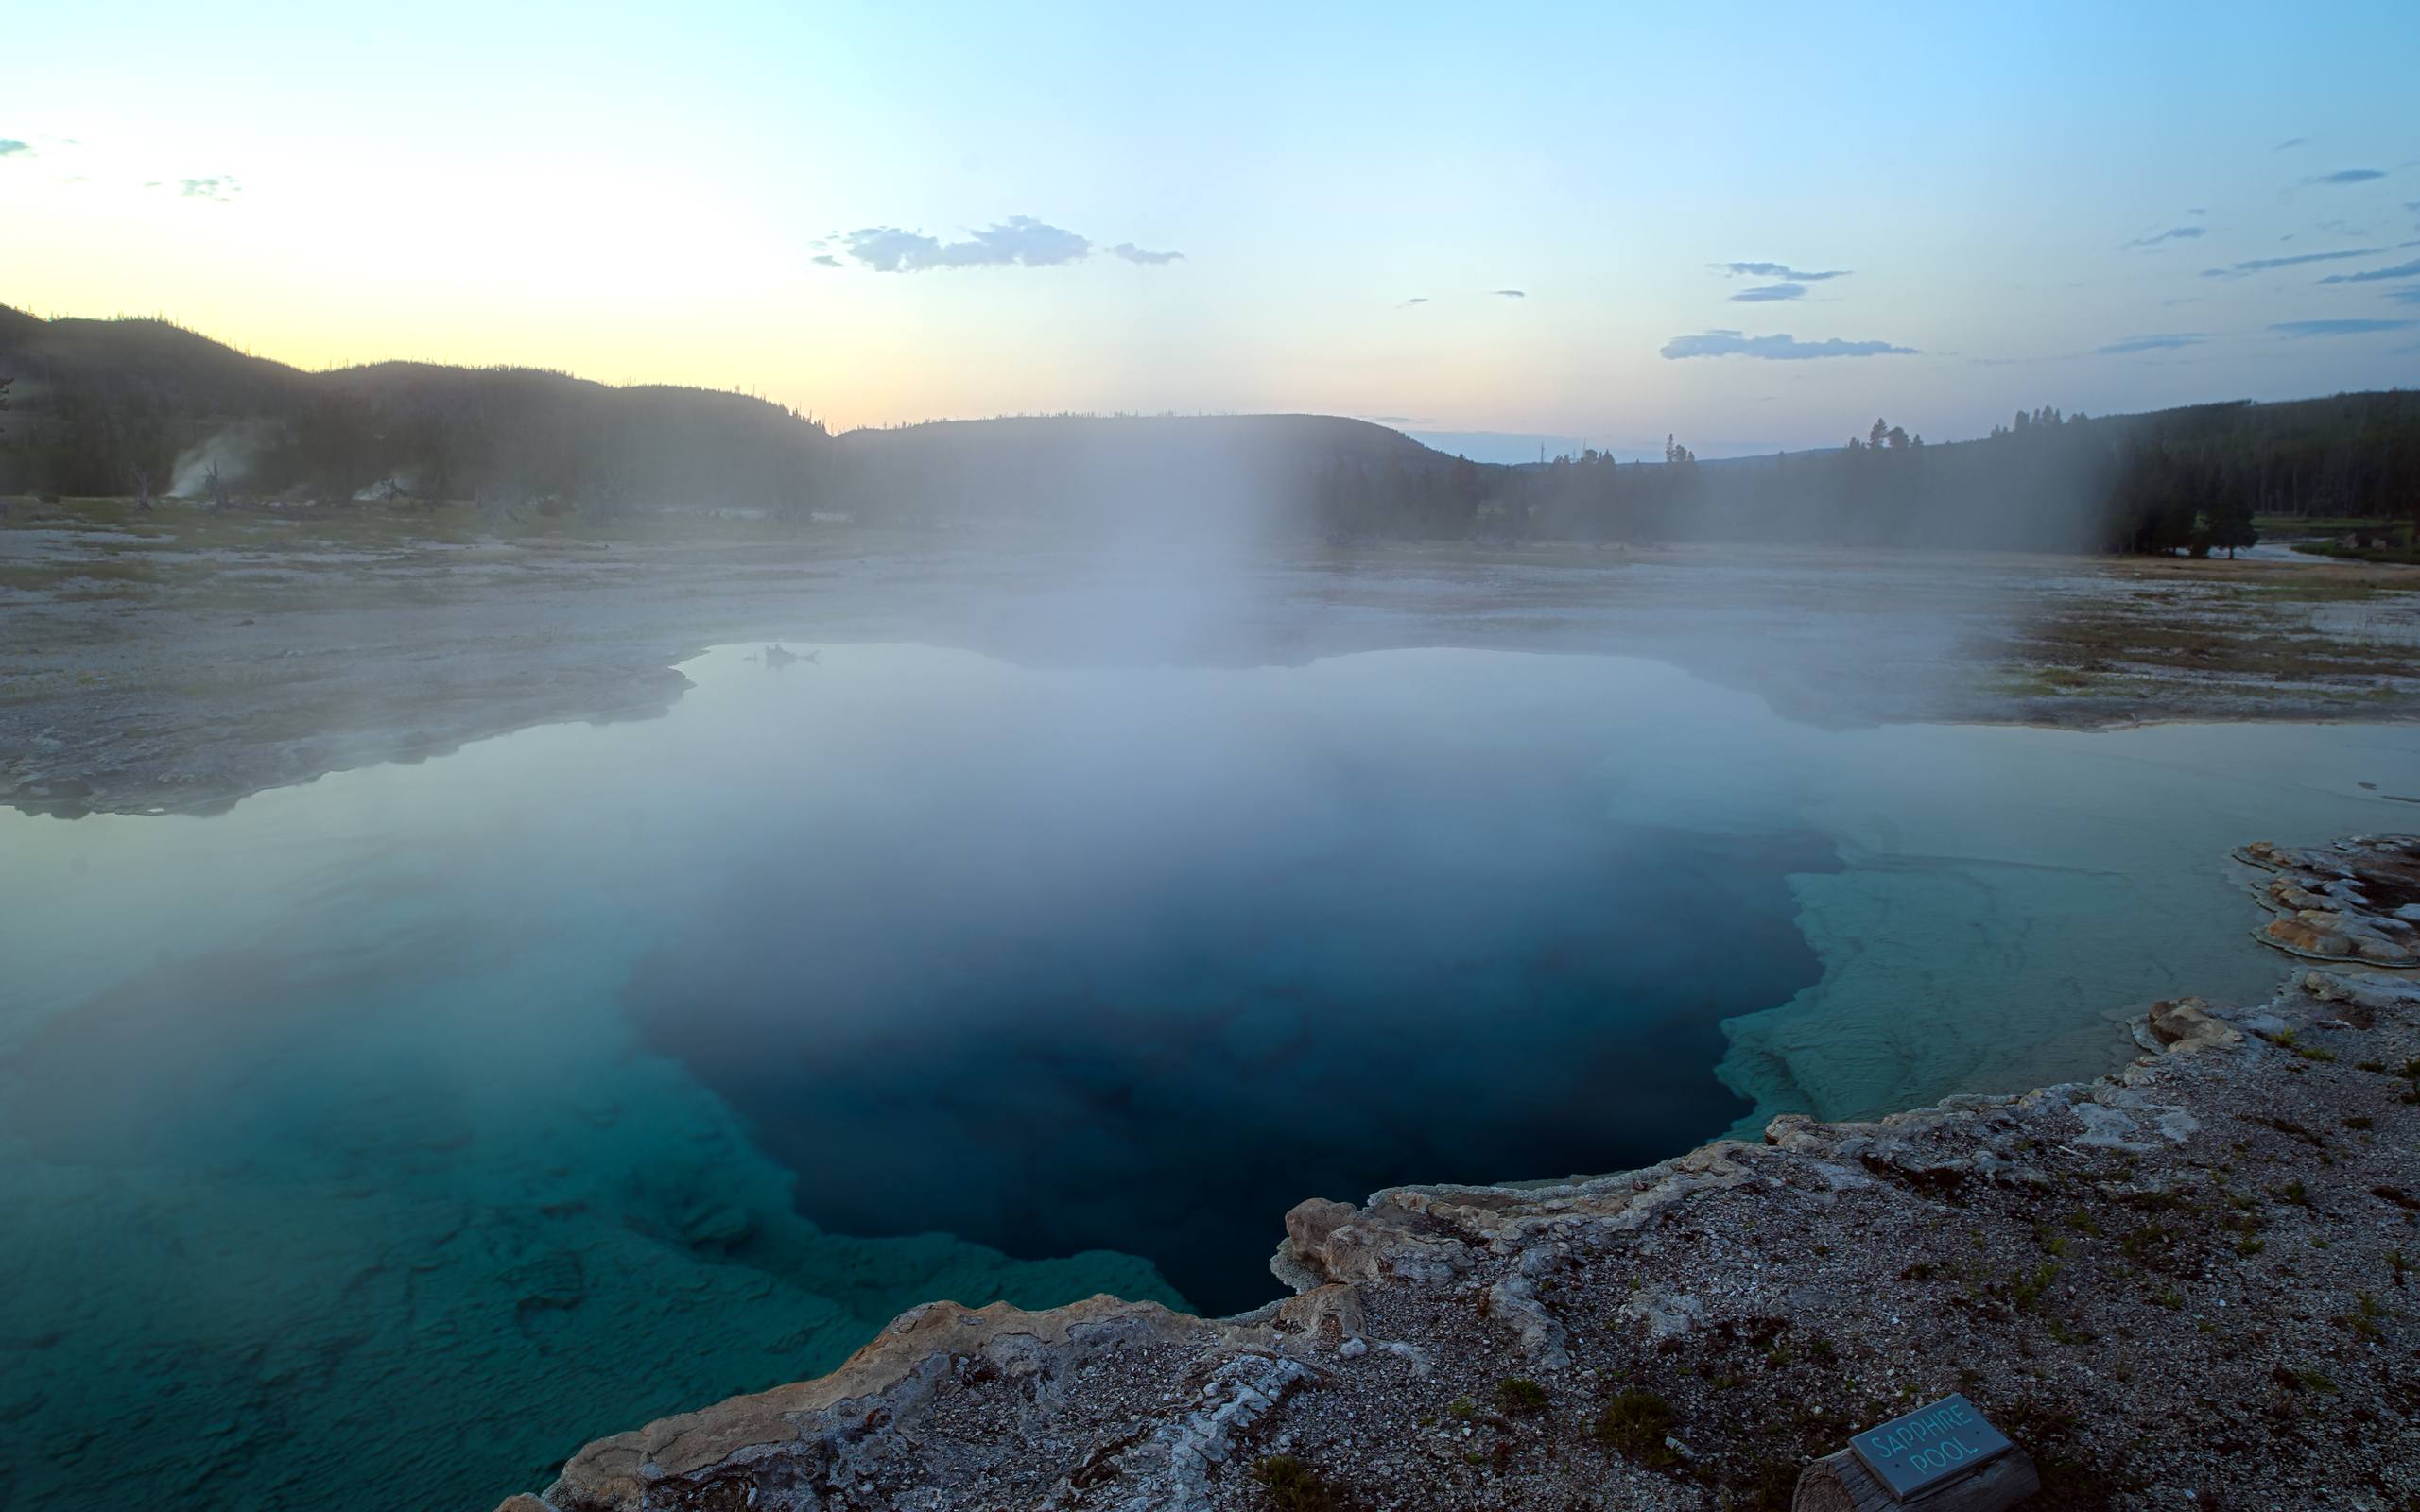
[631,810,1829,1314]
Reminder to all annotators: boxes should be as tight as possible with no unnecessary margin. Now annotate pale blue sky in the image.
[6,0,2417,453]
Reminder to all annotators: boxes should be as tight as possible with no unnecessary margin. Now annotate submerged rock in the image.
[678,1206,755,1250]
[499,839,2420,1512]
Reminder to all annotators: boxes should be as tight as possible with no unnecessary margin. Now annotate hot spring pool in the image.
[3,644,2413,1510]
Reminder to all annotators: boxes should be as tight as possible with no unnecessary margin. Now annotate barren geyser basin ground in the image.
[4,530,2420,1511]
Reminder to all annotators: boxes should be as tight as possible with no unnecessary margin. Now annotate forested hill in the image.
[1510,393,2420,554]
[0,308,835,514]
[3,306,2412,553]
[832,414,1482,536]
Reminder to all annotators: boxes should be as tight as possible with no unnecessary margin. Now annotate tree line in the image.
[1498,395,2414,555]
[6,309,2414,553]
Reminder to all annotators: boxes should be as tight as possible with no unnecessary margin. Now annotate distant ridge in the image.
[0,306,832,511]
[3,306,2412,552]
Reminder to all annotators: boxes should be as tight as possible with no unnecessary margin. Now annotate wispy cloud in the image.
[2273,137,2308,152]
[1109,242,1184,266]
[2305,168,2387,185]
[1719,261,1850,282]
[809,253,841,268]
[2270,318,2415,337]
[2122,226,2206,249]
[1660,329,1916,361]
[1493,288,1526,299]
[2386,287,2420,305]
[177,176,239,201]
[839,216,1091,272]
[2317,257,2420,284]
[2093,333,2208,355]
[0,139,28,158]
[2203,248,2378,277]
[1399,296,1429,307]
[1729,283,1806,302]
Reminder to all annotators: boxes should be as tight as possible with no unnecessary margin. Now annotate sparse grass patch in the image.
[2246,1115,2327,1154]
[1495,1378,1548,1416]
[2119,1223,2179,1270]
[1252,1454,1344,1512]
[2046,1316,2092,1347]
[2012,1263,2059,1313]
[0,559,164,591]
[1592,1390,1679,1469]
[2341,1294,2391,1341]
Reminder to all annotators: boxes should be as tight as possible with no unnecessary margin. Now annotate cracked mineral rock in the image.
[2238,833,2420,967]
[499,838,2420,1512]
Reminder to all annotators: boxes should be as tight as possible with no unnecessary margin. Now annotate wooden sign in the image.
[1793,1394,2039,1511]
[1851,1394,2011,1495]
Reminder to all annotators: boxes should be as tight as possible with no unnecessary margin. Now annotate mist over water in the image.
[4,640,2417,1511]
[625,647,1828,1312]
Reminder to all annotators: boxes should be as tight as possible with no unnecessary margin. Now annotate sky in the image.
[5,0,2419,458]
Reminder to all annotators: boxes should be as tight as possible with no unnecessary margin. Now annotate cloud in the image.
[2306,168,2387,185]
[809,253,841,268]
[1399,297,1429,306]
[2093,333,2208,355]
[0,139,28,158]
[2387,287,2420,304]
[178,176,239,201]
[1729,283,1806,302]
[2203,248,2377,277]
[1109,242,1184,266]
[1493,288,1525,299]
[2318,257,2420,284]
[2273,137,2308,152]
[1659,329,1916,361]
[2122,226,2206,249]
[1720,261,1850,281]
[839,216,1090,272]
[2269,318,2415,337]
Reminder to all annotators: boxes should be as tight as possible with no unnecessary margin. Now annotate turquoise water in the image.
[2,644,2414,1511]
